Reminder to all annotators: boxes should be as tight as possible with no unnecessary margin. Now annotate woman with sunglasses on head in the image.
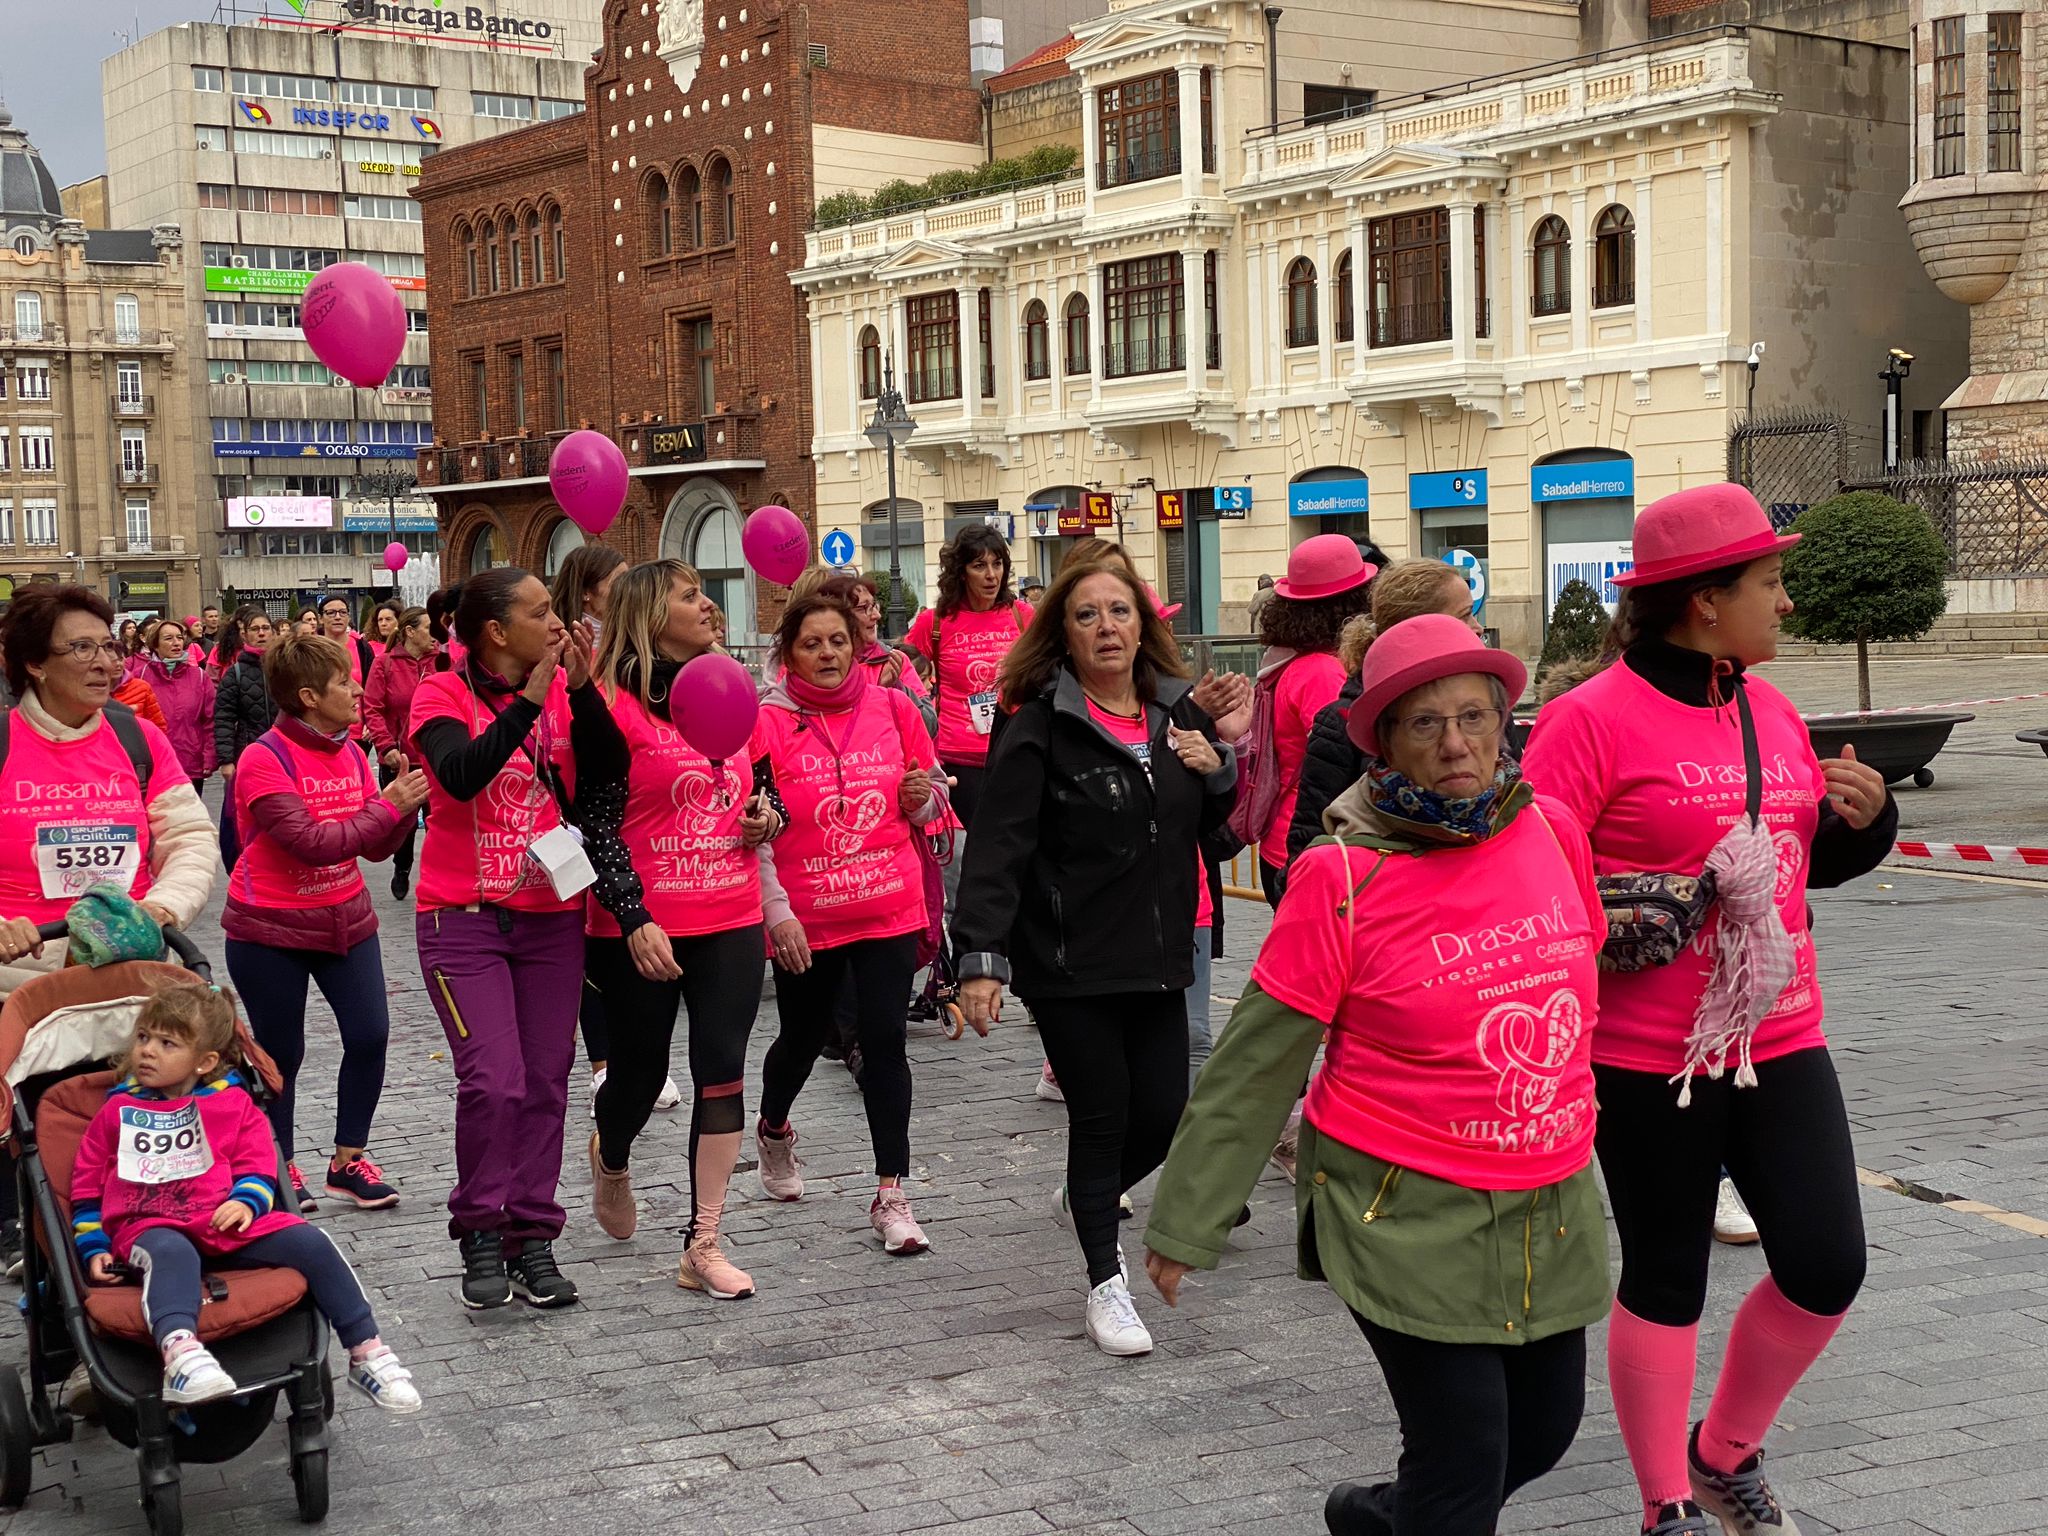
[1522,485,1893,1536]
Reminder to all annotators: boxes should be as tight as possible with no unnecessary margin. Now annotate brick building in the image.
[414,0,983,635]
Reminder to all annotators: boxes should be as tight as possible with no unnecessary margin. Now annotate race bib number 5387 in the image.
[34,824,140,902]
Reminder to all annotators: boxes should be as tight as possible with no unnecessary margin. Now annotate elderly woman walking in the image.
[1146,614,1611,1536]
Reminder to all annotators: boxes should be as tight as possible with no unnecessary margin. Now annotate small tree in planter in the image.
[1539,578,1609,670]
[1781,490,1948,713]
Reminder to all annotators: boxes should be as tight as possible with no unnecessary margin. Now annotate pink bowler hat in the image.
[1612,483,1800,588]
[1273,533,1377,601]
[1347,613,1526,756]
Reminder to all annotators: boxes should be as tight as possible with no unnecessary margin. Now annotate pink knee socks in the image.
[1606,1301,1699,1525]
[1697,1277,1845,1474]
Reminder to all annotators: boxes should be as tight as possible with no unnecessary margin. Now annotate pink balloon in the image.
[671,652,759,763]
[383,541,410,574]
[301,262,407,388]
[741,504,808,587]
[549,430,630,535]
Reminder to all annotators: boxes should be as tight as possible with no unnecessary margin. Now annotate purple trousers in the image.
[416,905,585,1242]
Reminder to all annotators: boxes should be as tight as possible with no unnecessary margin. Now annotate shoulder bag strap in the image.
[1733,680,1762,827]
[103,701,155,791]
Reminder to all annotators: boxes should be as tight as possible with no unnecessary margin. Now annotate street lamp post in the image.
[1880,347,1914,474]
[863,352,918,638]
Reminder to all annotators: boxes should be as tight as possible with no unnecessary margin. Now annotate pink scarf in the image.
[784,665,868,716]
[1675,817,1797,1106]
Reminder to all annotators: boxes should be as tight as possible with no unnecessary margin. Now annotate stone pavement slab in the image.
[3,782,2046,1535]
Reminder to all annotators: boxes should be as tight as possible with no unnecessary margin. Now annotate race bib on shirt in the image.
[967,690,998,736]
[116,1101,214,1186]
[35,824,141,901]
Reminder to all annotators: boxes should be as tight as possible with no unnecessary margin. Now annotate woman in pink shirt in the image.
[753,592,951,1258]
[902,526,1033,830]
[362,606,444,900]
[1522,486,1893,1536]
[1146,615,1610,1536]
[1247,534,1376,909]
[576,560,782,1302]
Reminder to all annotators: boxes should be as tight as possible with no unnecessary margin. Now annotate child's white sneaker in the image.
[161,1337,238,1405]
[347,1345,422,1414]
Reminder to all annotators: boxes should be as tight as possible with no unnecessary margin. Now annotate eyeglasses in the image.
[1394,705,1505,746]
[52,640,125,663]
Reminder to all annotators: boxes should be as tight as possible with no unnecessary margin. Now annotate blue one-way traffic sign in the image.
[821,529,856,567]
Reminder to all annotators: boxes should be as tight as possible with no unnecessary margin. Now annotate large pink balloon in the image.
[383,541,410,574]
[672,652,759,763]
[549,430,629,536]
[301,262,407,387]
[741,504,808,587]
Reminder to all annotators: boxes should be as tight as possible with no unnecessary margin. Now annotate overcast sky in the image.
[4,2,244,191]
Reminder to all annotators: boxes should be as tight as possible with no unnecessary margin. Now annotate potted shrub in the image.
[1780,489,1970,787]
[1514,578,1613,750]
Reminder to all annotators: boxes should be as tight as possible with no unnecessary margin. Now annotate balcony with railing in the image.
[116,461,160,486]
[905,364,960,406]
[421,413,765,490]
[1103,334,1186,379]
[1098,144,1182,191]
[112,393,155,417]
[1593,275,1636,308]
[804,176,1085,270]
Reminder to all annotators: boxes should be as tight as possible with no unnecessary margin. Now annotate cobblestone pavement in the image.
[6,778,2047,1535]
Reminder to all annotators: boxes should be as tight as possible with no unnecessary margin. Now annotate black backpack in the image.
[0,699,155,788]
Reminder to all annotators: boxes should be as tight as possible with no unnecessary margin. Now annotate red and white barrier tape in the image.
[1892,840,2048,866]
[1864,690,2048,715]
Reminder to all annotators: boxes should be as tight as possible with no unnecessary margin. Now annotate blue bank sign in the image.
[1288,478,1370,518]
[1410,469,1488,510]
[1531,460,1635,503]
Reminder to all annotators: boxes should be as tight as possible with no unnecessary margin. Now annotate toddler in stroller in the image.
[72,983,420,1414]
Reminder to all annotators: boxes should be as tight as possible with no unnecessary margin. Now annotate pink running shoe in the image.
[869,1187,929,1256]
[756,1121,804,1201]
[676,1234,755,1300]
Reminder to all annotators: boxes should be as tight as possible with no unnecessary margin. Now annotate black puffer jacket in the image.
[955,668,1237,1000]
[1285,670,1366,866]
[214,652,277,768]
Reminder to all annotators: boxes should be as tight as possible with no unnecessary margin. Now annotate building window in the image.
[1098,70,1176,188]
[109,297,140,345]
[1335,251,1355,343]
[1022,301,1049,380]
[344,194,421,223]
[1063,295,1090,375]
[509,229,525,288]
[1285,257,1318,348]
[341,80,434,111]
[1593,206,1635,307]
[13,292,42,340]
[678,166,703,248]
[24,499,57,547]
[711,159,735,244]
[1934,15,1967,177]
[485,221,502,293]
[193,66,223,92]
[233,128,327,159]
[231,70,328,101]
[690,317,716,417]
[0,500,11,543]
[1304,84,1377,124]
[199,182,231,209]
[409,308,429,333]
[1369,209,1451,347]
[196,125,227,152]
[859,324,884,397]
[0,434,8,473]
[126,499,152,551]
[470,357,488,436]
[549,206,565,277]
[1990,13,2023,172]
[1204,249,1220,367]
[121,430,147,479]
[979,289,995,398]
[538,98,583,120]
[527,212,543,282]
[472,92,534,120]
[1532,215,1571,316]
[905,292,960,403]
[21,429,55,474]
[650,172,673,256]
[246,302,300,329]
[1103,254,1185,377]
[16,364,50,401]
[502,352,523,432]
[545,345,567,430]
[117,361,143,406]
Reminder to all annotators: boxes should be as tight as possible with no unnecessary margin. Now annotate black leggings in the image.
[943,761,987,831]
[578,974,609,1067]
[762,934,919,1177]
[376,757,420,879]
[1595,1046,1867,1326]
[587,925,763,1186]
[1351,1316,1586,1536]
[1032,990,1189,1287]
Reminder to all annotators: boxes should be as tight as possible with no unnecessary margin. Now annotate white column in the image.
[808,306,829,439]
[1087,263,1107,404]
[1506,200,1527,359]
[1704,162,1725,336]
[1245,241,1266,395]
[1449,199,1476,363]
[1314,230,1335,382]
[1483,200,1502,349]
[1348,217,1368,372]
[1632,175,1653,345]
[1007,284,1026,410]
[989,282,1012,420]
[956,281,980,422]
[1081,86,1100,217]
[1568,189,1590,355]
[1177,62,1204,201]
[887,288,909,395]
[1182,245,1205,394]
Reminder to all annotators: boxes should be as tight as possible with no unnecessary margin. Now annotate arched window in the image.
[467,524,501,574]
[1285,257,1317,347]
[1334,251,1354,343]
[708,159,735,244]
[858,324,882,398]
[1063,294,1089,376]
[1022,300,1049,380]
[678,165,702,249]
[456,222,477,296]
[1532,215,1570,316]
[509,225,525,288]
[526,211,542,282]
[548,205,564,280]
[543,516,584,578]
[1594,205,1635,308]
[649,172,672,256]
[483,219,501,294]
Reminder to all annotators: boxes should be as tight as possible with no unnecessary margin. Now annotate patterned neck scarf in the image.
[1362,754,1527,843]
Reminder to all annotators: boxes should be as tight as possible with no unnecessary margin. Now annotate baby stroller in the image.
[0,921,334,1535]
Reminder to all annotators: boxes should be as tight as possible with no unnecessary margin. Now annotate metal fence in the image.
[1728,412,2048,579]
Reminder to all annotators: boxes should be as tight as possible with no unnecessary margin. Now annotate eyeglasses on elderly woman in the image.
[1387,704,1506,748]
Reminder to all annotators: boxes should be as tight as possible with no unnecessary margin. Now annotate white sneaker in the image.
[162,1340,239,1405]
[1713,1177,1760,1245]
[588,1066,607,1121]
[1052,1182,1132,1228]
[655,1075,684,1111]
[347,1345,423,1414]
[1085,1274,1153,1357]
[1034,1061,1064,1102]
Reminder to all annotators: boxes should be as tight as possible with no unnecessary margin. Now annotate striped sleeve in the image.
[228,1174,277,1219]
[72,1199,111,1261]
